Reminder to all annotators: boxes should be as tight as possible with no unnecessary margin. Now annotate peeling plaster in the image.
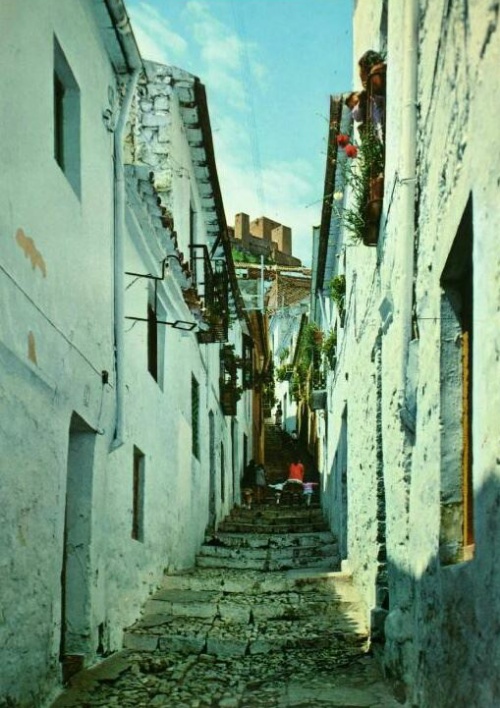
[15,227,47,277]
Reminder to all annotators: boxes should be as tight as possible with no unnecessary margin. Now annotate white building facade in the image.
[0,3,252,705]
[319,0,500,704]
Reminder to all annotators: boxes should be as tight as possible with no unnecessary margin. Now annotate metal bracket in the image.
[125,258,197,331]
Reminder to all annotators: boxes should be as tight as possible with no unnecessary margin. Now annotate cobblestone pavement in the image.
[51,640,401,707]
[51,566,401,708]
[51,491,401,707]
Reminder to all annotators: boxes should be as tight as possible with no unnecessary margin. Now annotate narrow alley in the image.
[51,432,399,708]
[3,2,500,707]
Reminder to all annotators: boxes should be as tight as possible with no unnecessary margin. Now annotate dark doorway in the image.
[208,411,216,530]
[61,413,96,680]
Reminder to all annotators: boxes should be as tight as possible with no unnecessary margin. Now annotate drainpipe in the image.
[398,0,419,400]
[110,69,140,449]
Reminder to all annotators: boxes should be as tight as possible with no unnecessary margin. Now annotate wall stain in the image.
[480,2,499,58]
[28,331,38,364]
[15,227,47,277]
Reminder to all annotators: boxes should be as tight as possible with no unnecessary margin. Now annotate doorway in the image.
[60,413,96,680]
[338,407,348,561]
[208,411,216,530]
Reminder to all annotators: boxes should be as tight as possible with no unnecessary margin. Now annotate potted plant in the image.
[330,275,346,315]
[322,329,337,368]
[333,123,385,246]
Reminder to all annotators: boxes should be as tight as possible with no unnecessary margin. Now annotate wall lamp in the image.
[125,316,196,331]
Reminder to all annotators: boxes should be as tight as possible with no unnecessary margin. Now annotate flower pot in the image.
[369,176,384,201]
[362,224,379,246]
[365,197,382,223]
[363,197,383,246]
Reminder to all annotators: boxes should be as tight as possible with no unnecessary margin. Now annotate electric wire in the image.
[230,0,266,211]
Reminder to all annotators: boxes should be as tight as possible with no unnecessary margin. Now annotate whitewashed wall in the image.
[0,6,252,708]
[0,1,119,704]
[129,61,252,527]
[345,1,500,704]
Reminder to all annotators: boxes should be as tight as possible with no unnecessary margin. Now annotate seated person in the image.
[345,90,367,124]
[358,50,384,88]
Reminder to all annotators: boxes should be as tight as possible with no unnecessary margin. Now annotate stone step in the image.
[218,521,330,534]
[195,550,338,572]
[227,506,323,520]
[161,567,358,598]
[203,530,335,549]
[142,588,363,625]
[123,569,368,658]
[123,615,367,657]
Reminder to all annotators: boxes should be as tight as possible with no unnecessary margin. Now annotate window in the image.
[242,334,254,389]
[132,447,145,542]
[189,204,196,280]
[147,301,158,381]
[192,375,200,460]
[220,441,225,503]
[439,197,474,564]
[54,37,81,197]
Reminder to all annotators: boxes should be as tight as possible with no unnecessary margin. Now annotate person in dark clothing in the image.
[254,463,267,504]
[241,459,256,509]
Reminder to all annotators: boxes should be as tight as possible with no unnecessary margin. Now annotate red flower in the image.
[336,133,350,147]
[344,144,358,158]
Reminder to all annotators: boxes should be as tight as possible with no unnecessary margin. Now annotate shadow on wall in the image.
[383,473,500,707]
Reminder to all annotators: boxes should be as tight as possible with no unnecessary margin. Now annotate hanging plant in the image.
[322,329,337,369]
[330,275,346,313]
[333,123,385,244]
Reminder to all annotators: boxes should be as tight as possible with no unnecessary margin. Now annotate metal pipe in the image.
[398,0,419,397]
[111,68,140,450]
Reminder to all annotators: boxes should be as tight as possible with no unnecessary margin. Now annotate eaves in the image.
[315,95,343,294]
[91,0,143,74]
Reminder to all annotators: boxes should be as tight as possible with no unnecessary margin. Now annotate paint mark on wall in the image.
[28,331,38,364]
[15,228,47,277]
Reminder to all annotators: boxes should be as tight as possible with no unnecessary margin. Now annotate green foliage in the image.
[278,346,290,363]
[330,275,346,312]
[276,364,293,382]
[263,361,276,407]
[334,124,384,242]
[232,247,274,265]
[322,329,337,369]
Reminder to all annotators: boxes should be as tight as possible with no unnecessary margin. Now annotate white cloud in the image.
[128,1,314,264]
[213,128,318,265]
[128,2,188,65]
[184,0,266,111]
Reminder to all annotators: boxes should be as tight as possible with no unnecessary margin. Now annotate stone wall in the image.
[0,10,252,708]
[231,212,297,263]
[339,0,500,704]
[0,2,119,703]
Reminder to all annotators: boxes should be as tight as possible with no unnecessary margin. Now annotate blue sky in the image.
[127,0,353,265]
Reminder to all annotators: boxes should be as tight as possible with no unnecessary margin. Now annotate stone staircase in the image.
[196,507,337,571]
[263,422,289,483]
[122,504,365,660]
[52,430,395,706]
